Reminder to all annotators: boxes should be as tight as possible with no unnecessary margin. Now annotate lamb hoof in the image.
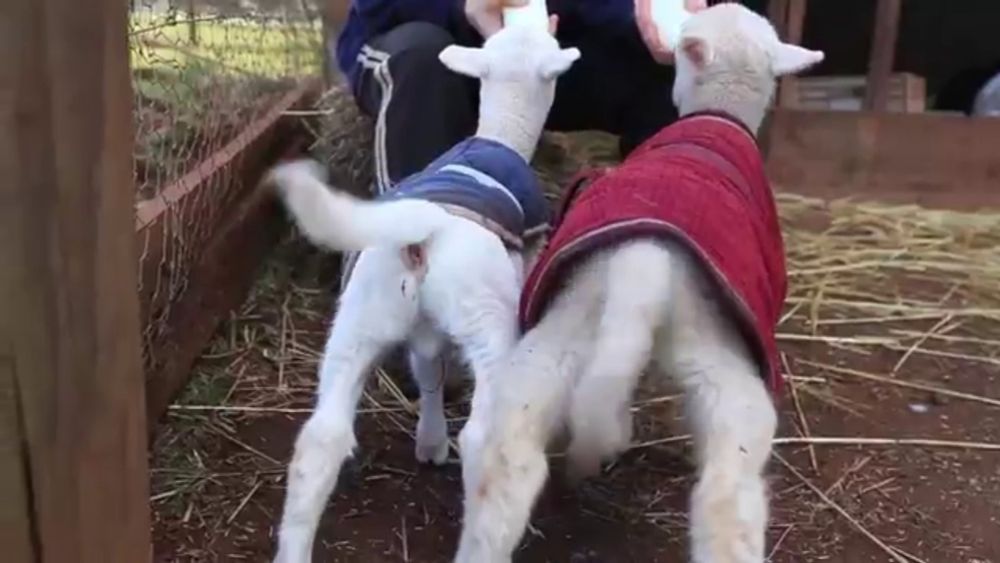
[416,439,450,465]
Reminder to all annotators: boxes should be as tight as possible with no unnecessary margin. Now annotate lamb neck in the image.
[679,80,772,135]
[474,92,548,162]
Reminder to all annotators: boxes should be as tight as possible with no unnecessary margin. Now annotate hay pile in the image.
[778,194,1000,369]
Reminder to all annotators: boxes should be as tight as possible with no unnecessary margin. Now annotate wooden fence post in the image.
[864,0,903,111]
[187,0,199,45]
[768,0,790,38]
[769,0,810,109]
[0,0,151,561]
[777,0,809,108]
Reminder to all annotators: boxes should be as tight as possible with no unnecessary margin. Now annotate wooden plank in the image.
[140,83,318,428]
[783,0,808,43]
[863,0,903,112]
[778,0,809,108]
[793,73,925,113]
[767,0,789,38]
[768,0,789,106]
[0,0,150,561]
[0,358,33,561]
[762,110,1000,210]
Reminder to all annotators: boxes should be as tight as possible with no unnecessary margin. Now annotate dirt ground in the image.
[151,133,1000,563]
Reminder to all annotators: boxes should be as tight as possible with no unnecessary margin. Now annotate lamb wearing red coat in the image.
[455,5,824,563]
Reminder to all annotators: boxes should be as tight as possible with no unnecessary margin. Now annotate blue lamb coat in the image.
[378,137,550,249]
[338,137,550,288]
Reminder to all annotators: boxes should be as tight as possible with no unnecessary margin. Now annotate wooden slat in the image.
[863,0,903,111]
[763,110,1000,210]
[0,358,33,561]
[793,73,925,113]
[0,0,150,560]
[767,0,790,38]
[777,0,809,108]
[783,0,808,43]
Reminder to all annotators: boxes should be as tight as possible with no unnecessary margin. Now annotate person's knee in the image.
[372,22,456,73]
[396,21,455,50]
[618,67,678,156]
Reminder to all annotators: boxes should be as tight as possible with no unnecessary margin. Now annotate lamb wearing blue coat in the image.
[266,8,578,563]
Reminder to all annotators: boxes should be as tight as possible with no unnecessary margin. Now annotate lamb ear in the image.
[680,36,714,70]
[771,43,824,76]
[538,47,581,80]
[439,45,489,78]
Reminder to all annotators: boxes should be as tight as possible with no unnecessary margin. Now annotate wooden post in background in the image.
[187,0,199,45]
[778,0,808,108]
[768,0,790,39]
[864,0,903,111]
[769,0,810,109]
[0,0,151,560]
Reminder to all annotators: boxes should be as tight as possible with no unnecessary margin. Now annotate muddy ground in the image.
[151,133,1000,563]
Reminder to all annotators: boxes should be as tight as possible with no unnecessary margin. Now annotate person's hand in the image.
[635,0,708,64]
[465,0,529,38]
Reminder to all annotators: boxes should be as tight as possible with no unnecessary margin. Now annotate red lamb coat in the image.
[520,113,787,395]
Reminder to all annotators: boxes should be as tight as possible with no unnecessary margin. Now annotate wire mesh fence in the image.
[130,0,322,374]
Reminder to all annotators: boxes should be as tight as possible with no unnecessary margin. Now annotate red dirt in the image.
[151,235,1000,563]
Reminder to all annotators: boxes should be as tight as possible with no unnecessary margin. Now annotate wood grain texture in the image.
[777,0,809,109]
[793,73,925,113]
[767,0,789,38]
[0,0,151,561]
[0,359,35,561]
[863,0,903,111]
[763,110,1000,210]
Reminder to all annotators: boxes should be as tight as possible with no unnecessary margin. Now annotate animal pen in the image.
[2,0,998,561]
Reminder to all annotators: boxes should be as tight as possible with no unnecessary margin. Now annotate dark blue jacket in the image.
[337,0,639,87]
[378,137,550,248]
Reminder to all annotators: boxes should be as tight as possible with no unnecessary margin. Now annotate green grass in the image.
[129,13,320,126]
[130,13,321,79]
[129,12,321,197]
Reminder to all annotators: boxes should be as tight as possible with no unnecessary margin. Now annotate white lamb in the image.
[454,5,824,563]
[266,14,580,563]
